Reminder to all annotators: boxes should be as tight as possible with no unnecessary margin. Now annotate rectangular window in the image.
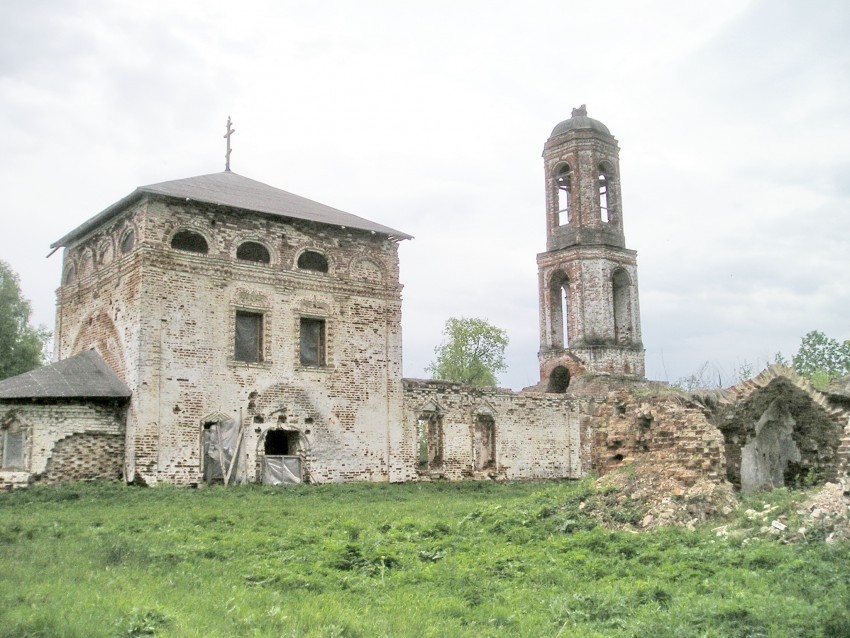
[300,318,326,366]
[1,429,24,469]
[234,311,263,363]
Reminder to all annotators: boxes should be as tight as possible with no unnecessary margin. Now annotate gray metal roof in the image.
[51,171,412,249]
[0,350,131,400]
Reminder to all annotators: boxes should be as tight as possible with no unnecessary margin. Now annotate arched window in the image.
[171,230,209,254]
[555,164,572,225]
[236,241,270,264]
[612,269,632,344]
[549,271,570,348]
[547,366,571,393]
[63,264,76,285]
[297,251,328,273]
[120,229,135,254]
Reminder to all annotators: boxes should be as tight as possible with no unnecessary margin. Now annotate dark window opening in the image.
[120,230,135,254]
[547,366,571,393]
[297,251,328,273]
[237,241,270,264]
[171,230,209,254]
[300,318,326,366]
[473,415,495,471]
[417,414,443,470]
[555,164,572,225]
[234,311,263,363]
[265,429,299,455]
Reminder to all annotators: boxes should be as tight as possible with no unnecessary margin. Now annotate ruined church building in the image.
[2,107,848,491]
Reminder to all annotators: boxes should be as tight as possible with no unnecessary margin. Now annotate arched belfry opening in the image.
[612,268,632,345]
[548,271,571,349]
[598,162,614,223]
[537,105,645,383]
[555,163,572,226]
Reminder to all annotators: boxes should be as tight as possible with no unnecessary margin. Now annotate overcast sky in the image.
[1,0,848,390]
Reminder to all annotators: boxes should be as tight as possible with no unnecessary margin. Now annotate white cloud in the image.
[1,0,848,389]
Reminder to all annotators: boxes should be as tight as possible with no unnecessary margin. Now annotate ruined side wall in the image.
[128,199,404,485]
[588,390,726,486]
[0,401,126,489]
[402,380,583,481]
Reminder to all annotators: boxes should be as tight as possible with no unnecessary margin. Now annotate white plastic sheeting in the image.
[263,455,303,484]
[202,418,245,484]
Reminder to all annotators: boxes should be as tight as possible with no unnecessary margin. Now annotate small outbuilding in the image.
[0,350,130,489]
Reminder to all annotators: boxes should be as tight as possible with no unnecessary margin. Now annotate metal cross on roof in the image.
[224,116,236,172]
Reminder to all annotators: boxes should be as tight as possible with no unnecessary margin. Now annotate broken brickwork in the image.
[708,366,850,492]
[588,389,726,486]
[0,400,126,489]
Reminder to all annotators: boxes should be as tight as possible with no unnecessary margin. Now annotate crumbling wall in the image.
[402,380,583,481]
[712,368,849,492]
[589,390,726,486]
[43,432,124,483]
[0,400,126,489]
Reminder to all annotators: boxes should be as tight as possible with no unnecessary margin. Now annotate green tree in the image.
[791,330,850,389]
[0,261,51,380]
[426,317,508,386]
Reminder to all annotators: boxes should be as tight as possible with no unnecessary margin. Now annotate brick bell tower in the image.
[537,105,645,391]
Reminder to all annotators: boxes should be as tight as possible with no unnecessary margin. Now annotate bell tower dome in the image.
[537,105,645,390]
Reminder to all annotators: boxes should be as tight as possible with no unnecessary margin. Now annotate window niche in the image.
[473,415,496,472]
[236,241,270,264]
[171,230,209,254]
[234,311,264,363]
[417,413,443,471]
[63,263,76,286]
[1,422,26,470]
[299,317,326,367]
[297,250,328,273]
[120,229,136,254]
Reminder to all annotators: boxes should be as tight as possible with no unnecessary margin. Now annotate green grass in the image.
[1,480,848,637]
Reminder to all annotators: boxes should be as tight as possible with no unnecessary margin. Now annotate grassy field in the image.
[1,479,848,638]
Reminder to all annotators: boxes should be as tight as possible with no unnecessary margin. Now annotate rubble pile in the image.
[589,461,738,531]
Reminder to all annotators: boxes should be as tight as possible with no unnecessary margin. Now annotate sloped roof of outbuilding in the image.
[0,350,131,400]
[51,171,412,249]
